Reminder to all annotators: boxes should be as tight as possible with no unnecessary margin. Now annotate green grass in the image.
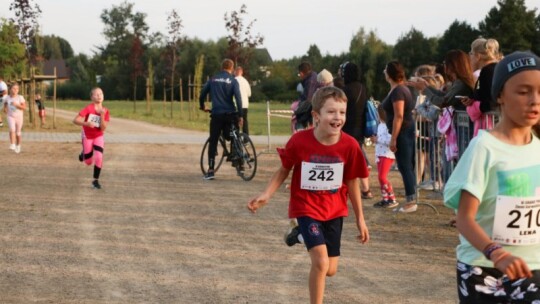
[55,100,295,135]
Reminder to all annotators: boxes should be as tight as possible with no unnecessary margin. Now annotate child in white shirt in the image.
[372,105,398,208]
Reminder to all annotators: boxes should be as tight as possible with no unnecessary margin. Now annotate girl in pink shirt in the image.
[73,87,110,189]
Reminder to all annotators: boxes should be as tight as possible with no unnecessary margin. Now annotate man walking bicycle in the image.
[199,59,243,180]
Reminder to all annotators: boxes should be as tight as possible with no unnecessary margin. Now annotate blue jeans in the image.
[394,124,416,200]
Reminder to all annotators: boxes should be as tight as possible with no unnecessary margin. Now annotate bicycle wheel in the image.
[237,134,257,181]
[200,137,227,175]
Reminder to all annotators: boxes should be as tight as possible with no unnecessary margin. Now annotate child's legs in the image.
[92,136,105,168]
[7,116,16,144]
[377,157,393,188]
[14,114,23,144]
[82,136,94,165]
[308,245,330,304]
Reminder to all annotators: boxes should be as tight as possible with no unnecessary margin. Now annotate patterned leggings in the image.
[456,261,540,303]
[81,133,104,175]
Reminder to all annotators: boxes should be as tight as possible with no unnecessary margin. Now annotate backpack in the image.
[364,99,378,137]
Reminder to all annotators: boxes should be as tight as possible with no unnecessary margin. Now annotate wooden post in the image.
[53,67,57,129]
[179,78,183,114]
[162,78,166,117]
[30,68,36,128]
[146,77,150,113]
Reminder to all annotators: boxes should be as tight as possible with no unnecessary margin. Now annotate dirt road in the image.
[0,112,459,303]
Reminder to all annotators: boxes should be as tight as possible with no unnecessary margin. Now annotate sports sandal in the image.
[361,190,373,199]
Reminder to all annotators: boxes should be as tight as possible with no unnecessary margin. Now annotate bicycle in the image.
[200,115,257,181]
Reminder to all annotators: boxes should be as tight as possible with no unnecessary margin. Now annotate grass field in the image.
[53,100,295,135]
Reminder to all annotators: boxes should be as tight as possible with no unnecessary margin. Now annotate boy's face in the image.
[499,70,540,128]
[91,89,104,103]
[313,97,346,137]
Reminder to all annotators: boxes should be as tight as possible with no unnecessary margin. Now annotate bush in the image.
[49,81,92,100]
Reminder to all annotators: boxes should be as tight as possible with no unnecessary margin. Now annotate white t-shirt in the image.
[444,130,540,269]
[3,95,26,117]
[0,81,7,93]
[235,75,251,109]
[375,122,395,159]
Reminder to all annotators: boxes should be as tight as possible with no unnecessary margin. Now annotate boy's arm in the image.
[247,166,290,213]
[346,178,369,244]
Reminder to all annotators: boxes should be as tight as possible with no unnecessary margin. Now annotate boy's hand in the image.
[247,195,268,213]
[356,221,370,244]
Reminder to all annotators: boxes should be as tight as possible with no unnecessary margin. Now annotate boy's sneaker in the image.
[284,225,301,246]
[92,180,101,189]
[203,171,215,180]
[9,144,15,150]
[14,145,21,154]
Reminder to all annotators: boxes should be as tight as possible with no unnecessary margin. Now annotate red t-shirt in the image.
[79,103,110,139]
[278,129,368,221]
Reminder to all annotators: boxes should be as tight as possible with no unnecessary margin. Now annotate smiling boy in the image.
[248,86,370,304]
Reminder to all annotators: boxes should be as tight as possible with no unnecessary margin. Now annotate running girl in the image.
[444,51,540,303]
[3,83,26,154]
[73,87,110,189]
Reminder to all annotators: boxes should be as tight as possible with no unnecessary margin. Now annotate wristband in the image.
[483,242,503,260]
[492,251,510,266]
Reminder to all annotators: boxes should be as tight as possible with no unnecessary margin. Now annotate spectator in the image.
[317,69,333,87]
[462,38,502,136]
[371,105,398,208]
[340,62,373,200]
[294,62,318,130]
[35,93,46,127]
[234,66,251,135]
[382,61,417,213]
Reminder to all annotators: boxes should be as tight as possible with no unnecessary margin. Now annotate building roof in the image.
[43,59,71,79]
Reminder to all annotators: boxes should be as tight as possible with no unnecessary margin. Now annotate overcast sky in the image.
[2,0,540,60]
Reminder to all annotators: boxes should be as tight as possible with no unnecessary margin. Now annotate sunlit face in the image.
[313,97,346,138]
[9,85,19,96]
[91,88,104,104]
[469,51,480,70]
[498,70,540,128]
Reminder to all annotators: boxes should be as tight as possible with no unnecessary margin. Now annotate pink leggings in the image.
[377,156,395,198]
[7,114,23,136]
[81,134,104,168]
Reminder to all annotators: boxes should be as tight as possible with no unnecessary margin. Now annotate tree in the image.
[223,4,264,72]
[0,19,26,79]
[9,0,41,68]
[99,1,149,99]
[303,44,322,70]
[165,9,184,105]
[437,20,480,61]
[393,27,437,74]
[129,35,144,102]
[479,0,537,54]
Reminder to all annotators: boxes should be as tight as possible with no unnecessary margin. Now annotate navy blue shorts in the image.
[297,216,343,257]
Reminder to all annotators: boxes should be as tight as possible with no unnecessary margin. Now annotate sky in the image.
[2,0,540,60]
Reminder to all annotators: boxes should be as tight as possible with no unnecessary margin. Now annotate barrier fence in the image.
[261,101,294,155]
[414,109,500,209]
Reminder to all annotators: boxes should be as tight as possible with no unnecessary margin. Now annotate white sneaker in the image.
[417,180,434,191]
[14,145,21,154]
[9,144,15,150]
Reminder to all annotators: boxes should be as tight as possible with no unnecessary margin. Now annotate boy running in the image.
[248,86,370,304]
